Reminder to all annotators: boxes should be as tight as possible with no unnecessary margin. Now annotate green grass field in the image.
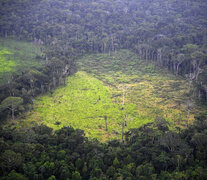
[0,38,44,84]
[19,50,198,142]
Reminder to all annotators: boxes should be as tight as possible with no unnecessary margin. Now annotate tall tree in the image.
[0,97,23,123]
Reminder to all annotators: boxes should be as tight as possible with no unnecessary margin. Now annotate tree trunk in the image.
[122,85,128,107]
[173,62,176,75]
[187,109,190,127]
[176,63,180,76]
[11,106,15,124]
[41,84,44,94]
[53,76,56,88]
[122,92,125,107]
[124,114,127,126]
[195,67,203,82]
[63,76,66,86]
[206,92,207,102]
[157,48,162,66]
[30,83,35,96]
[104,116,108,131]
[111,36,114,53]
[198,89,201,101]
[121,122,125,142]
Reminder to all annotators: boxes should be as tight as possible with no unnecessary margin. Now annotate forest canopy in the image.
[0,0,207,179]
[0,0,207,101]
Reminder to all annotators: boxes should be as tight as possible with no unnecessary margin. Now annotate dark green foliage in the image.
[0,116,207,179]
[0,150,23,171]
[1,170,28,180]
[0,96,23,122]
[0,47,76,123]
[0,0,207,123]
[0,0,207,104]
[0,0,207,179]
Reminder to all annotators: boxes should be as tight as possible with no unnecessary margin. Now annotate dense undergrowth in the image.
[18,50,202,142]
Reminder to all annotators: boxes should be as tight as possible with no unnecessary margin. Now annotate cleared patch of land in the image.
[0,38,44,84]
[19,50,197,141]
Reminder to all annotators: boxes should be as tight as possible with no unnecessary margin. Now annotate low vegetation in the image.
[0,38,44,84]
[19,50,200,141]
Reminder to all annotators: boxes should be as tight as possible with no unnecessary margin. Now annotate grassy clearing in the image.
[78,50,195,126]
[23,71,125,141]
[20,50,197,141]
[0,38,44,84]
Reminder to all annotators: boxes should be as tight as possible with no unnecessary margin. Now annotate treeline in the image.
[0,115,207,179]
[0,0,207,104]
[0,43,77,122]
[1,0,207,102]
[133,30,207,103]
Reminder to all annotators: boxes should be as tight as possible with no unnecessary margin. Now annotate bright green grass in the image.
[23,71,142,141]
[0,38,44,84]
[20,50,197,142]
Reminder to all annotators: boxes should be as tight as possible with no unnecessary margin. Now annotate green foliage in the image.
[21,50,199,141]
[0,117,207,179]
[0,97,23,111]
[48,175,56,180]
[0,0,207,179]
[0,48,16,76]
[0,0,207,104]
[136,163,155,178]
[2,170,28,180]
[23,162,37,180]
[0,96,23,122]
[106,166,116,177]
[75,158,83,170]
[113,157,120,168]
[57,150,66,160]
[72,171,82,180]
[0,38,44,85]
[0,150,23,171]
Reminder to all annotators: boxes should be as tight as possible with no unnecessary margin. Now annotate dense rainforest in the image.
[0,119,207,180]
[1,0,207,118]
[0,0,207,179]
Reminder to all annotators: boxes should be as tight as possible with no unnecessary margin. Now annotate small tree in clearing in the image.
[0,97,23,123]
